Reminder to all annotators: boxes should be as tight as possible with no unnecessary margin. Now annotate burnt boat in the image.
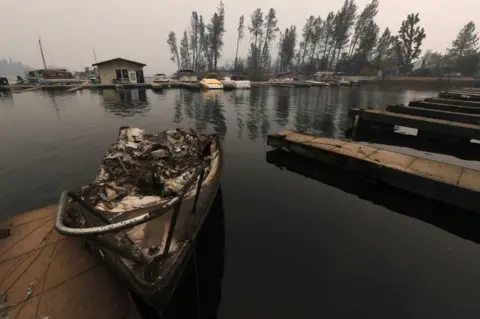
[54,127,223,314]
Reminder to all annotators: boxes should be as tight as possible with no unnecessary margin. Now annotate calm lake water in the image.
[2,87,480,318]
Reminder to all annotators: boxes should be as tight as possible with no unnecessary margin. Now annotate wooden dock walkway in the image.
[0,206,142,319]
[348,108,480,141]
[267,130,480,213]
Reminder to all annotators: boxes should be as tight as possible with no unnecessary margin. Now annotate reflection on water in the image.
[266,150,480,244]
[163,188,225,319]
[100,89,150,116]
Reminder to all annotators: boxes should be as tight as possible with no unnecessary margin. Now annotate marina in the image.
[2,86,480,318]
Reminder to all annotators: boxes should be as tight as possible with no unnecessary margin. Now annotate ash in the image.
[81,127,215,210]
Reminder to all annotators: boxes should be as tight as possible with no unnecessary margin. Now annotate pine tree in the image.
[393,13,426,73]
[166,31,180,70]
[447,22,479,58]
[235,15,245,70]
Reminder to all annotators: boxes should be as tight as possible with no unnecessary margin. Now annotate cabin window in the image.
[115,69,129,80]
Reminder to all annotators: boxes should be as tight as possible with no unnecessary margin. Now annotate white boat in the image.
[305,74,330,86]
[200,73,224,90]
[269,72,295,85]
[151,73,171,90]
[225,73,251,89]
[331,77,352,86]
[313,71,352,86]
[152,73,171,84]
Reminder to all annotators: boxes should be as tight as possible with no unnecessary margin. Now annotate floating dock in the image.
[267,130,480,213]
[439,91,480,101]
[0,206,142,319]
[423,97,480,108]
[409,100,480,114]
[348,108,480,141]
[386,104,480,125]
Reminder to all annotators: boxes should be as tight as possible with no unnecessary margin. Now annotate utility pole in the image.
[39,37,47,69]
[93,49,98,63]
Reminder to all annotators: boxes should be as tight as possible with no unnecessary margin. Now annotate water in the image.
[2,87,480,318]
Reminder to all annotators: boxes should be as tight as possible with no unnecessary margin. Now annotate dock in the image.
[386,104,480,125]
[267,130,480,213]
[409,100,480,114]
[0,206,142,319]
[439,91,480,101]
[348,108,480,142]
[424,97,480,108]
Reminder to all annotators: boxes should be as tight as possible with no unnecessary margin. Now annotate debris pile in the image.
[80,127,216,211]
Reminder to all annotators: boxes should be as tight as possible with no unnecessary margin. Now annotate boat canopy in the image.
[204,73,220,79]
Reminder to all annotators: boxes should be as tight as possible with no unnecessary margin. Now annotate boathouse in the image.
[93,58,146,84]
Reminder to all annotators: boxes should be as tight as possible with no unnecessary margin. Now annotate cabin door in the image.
[128,71,137,83]
[135,71,145,83]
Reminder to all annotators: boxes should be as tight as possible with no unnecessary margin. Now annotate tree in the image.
[308,16,324,71]
[248,8,264,77]
[207,1,226,70]
[355,20,379,62]
[197,16,207,71]
[330,0,357,70]
[321,12,336,69]
[348,0,379,57]
[373,27,395,78]
[235,15,245,70]
[393,13,426,74]
[300,16,315,71]
[447,22,479,58]
[260,8,280,72]
[190,12,200,71]
[278,26,297,71]
[167,31,180,70]
[180,30,191,68]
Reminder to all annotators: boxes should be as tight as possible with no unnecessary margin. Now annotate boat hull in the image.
[234,80,251,89]
[200,82,224,90]
[151,82,165,91]
[305,80,330,87]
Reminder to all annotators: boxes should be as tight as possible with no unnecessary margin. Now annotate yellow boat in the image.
[200,73,224,90]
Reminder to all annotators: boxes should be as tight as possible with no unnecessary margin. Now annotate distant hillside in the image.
[0,58,33,76]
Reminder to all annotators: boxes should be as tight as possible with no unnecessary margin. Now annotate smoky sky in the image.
[1,0,478,75]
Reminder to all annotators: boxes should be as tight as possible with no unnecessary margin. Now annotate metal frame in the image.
[54,163,207,265]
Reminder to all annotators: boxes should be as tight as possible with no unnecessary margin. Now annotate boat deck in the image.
[0,206,142,319]
[267,130,480,213]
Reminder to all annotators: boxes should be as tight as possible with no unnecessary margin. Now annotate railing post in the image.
[162,200,183,258]
[191,168,205,214]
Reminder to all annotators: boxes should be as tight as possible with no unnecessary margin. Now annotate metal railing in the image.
[54,163,207,268]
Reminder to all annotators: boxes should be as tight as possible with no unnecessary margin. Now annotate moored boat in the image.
[225,73,251,89]
[305,73,330,87]
[151,73,171,91]
[200,73,224,90]
[26,69,79,86]
[54,127,223,315]
[176,69,198,83]
[268,72,295,86]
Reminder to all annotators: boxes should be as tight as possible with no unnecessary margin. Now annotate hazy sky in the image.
[1,0,478,74]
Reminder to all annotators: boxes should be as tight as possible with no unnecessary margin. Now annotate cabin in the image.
[92,58,146,84]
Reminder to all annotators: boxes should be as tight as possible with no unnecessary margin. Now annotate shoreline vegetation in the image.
[166,0,480,81]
